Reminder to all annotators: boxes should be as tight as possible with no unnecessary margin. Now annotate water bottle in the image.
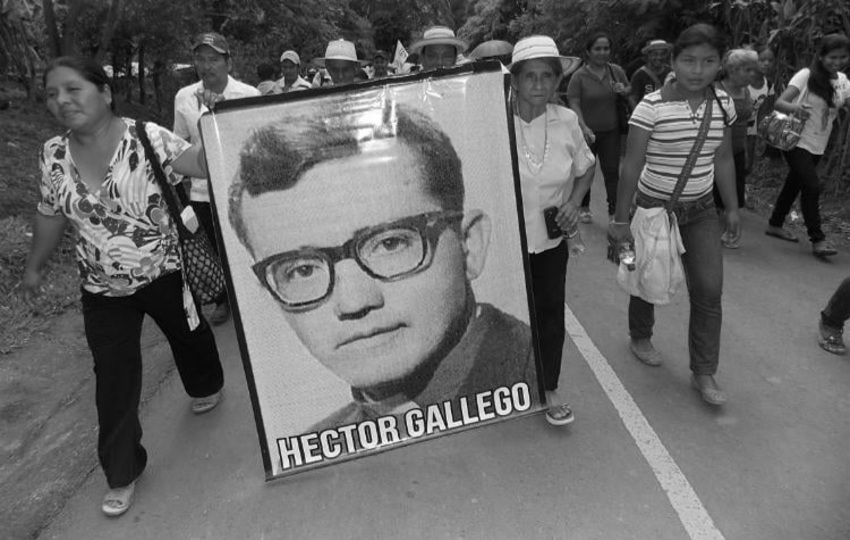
[619,243,636,272]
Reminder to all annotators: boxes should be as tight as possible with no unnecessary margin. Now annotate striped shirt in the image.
[629,88,736,201]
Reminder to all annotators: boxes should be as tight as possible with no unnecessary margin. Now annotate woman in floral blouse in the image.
[22,56,225,517]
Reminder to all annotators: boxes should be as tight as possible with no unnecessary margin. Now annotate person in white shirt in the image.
[510,36,592,426]
[766,34,850,257]
[311,39,367,87]
[277,50,312,92]
[173,32,261,324]
[409,26,468,71]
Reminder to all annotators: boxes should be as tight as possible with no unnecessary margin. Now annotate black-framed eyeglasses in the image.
[252,210,464,311]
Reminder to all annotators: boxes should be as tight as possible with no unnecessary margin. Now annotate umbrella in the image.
[469,40,514,60]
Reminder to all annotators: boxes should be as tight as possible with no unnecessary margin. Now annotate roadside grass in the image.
[0,216,79,353]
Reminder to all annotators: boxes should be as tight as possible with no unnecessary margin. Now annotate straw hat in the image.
[409,26,468,55]
[469,40,514,60]
[313,39,367,67]
[508,35,581,75]
[641,39,672,55]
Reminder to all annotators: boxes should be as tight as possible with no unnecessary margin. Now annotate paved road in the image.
[38,176,850,540]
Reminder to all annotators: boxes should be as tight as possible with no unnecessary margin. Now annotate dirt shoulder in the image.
[0,308,175,540]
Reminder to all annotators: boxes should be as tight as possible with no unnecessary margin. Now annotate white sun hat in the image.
[641,39,672,55]
[409,26,469,55]
[313,39,367,67]
[508,35,581,76]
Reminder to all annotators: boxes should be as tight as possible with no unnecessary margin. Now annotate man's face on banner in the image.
[240,140,489,389]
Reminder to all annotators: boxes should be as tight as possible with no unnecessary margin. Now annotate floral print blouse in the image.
[38,119,191,296]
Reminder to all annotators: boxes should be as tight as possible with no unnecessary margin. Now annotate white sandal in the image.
[102,481,135,517]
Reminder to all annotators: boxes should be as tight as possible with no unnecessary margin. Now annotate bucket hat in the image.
[313,39,367,67]
[641,39,672,55]
[409,26,468,55]
[508,35,581,75]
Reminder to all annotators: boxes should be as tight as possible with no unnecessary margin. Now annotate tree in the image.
[1,0,41,99]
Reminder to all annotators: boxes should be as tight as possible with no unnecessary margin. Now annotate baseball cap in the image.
[192,32,230,55]
[280,50,301,65]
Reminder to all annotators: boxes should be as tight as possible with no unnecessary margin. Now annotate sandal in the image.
[191,389,223,415]
[765,228,798,243]
[690,375,726,406]
[102,482,135,517]
[545,403,575,426]
[819,320,847,355]
[813,242,838,258]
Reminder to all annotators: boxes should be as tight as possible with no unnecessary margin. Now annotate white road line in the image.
[564,303,726,540]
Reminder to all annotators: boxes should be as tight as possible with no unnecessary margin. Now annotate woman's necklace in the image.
[674,82,706,124]
[518,108,549,175]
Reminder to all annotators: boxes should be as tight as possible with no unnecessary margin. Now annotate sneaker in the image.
[209,301,230,326]
[818,320,846,355]
[813,241,838,258]
[579,208,593,224]
[192,389,223,415]
[629,338,662,366]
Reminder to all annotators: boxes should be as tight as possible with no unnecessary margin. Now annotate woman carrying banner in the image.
[607,24,739,406]
[510,36,595,425]
[765,34,850,257]
[21,56,225,516]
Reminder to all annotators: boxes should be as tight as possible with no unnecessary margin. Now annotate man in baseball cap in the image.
[409,26,468,71]
[370,50,393,79]
[173,31,260,325]
[278,50,312,92]
[630,39,673,105]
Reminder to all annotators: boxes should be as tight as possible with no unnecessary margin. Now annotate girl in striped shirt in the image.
[608,24,739,406]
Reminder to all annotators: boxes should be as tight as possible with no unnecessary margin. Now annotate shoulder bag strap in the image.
[606,63,621,85]
[638,66,662,88]
[135,120,190,237]
[665,93,714,213]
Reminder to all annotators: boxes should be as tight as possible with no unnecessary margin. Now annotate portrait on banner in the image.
[201,66,545,478]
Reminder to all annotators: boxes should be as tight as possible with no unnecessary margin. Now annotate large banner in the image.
[200,64,545,479]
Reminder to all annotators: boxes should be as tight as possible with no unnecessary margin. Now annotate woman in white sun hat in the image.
[510,35,593,426]
[409,26,468,71]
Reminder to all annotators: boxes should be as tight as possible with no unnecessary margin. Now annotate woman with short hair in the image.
[714,48,758,248]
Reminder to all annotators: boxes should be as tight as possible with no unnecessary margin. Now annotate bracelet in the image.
[564,228,579,239]
[610,220,629,226]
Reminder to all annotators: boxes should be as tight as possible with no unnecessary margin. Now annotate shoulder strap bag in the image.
[617,85,714,305]
[135,120,227,306]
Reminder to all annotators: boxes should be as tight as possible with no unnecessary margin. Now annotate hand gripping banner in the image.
[200,63,546,479]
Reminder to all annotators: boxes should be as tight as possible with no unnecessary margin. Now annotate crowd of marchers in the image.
[17,19,850,518]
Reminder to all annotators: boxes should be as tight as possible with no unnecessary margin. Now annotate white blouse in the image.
[514,104,595,254]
